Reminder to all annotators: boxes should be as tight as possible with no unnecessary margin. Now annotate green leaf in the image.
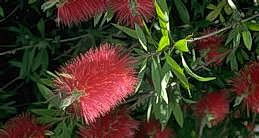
[246,22,259,31]
[165,55,190,91]
[41,0,58,12]
[135,24,148,51]
[206,0,226,22]
[161,72,170,104]
[32,51,44,72]
[153,98,173,126]
[135,58,147,92]
[206,9,221,21]
[173,0,190,23]
[181,54,216,81]
[155,0,170,35]
[31,109,61,117]
[151,58,161,96]
[242,30,252,51]
[157,35,170,51]
[37,19,45,37]
[112,24,138,39]
[94,13,103,27]
[0,6,4,17]
[147,100,153,121]
[207,4,217,9]
[174,39,189,52]
[28,0,37,4]
[37,83,54,100]
[172,102,184,127]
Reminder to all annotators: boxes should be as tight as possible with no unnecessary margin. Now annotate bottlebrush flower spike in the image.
[195,29,226,65]
[56,0,107,26]
[195,29,223,50]
[136,120,175,138]
[109,0,155,27]
[231,62,259,112]
[54,43,137,123]
[195,90,229,125]
[79,108,138,138]
[0,113,46,138]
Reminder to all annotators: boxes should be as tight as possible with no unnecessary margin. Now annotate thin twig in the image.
[248,112,257,137]
[188,13,259,43]
[199,117,206,138]
[188,26,232,42]
[0,45,33,56]
[0,6,19,23]
[0,76,20,91]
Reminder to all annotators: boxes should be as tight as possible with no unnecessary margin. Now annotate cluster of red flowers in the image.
[57,0,107,26]
[231,62,259,112]
[79,108,138,138]
[0,113,46,138]
[135,120,175,138]
[54,43,137,124]
[57,0,155,26]
[195,29,227,65]
[195,90,229,125]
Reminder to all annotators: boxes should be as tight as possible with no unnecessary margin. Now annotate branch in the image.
[188,13,259,43]
[0,45,33,56]
[0,76,20,91]
[0,5,19,23]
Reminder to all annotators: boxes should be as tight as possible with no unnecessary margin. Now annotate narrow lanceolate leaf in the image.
[135,24,148,51]
[151,58,161,95]
[181,54,216,81]
[147,100,153,121]
[173,0,190,23]
[172,102,184,127]
[242,30,252,51]
[112,24,137,39]
[41,0,58,12]
[165,55,190,92]
[161,72,170,104]
[135,59,147,92]
[0,6,4,17]
[174,39,189,52]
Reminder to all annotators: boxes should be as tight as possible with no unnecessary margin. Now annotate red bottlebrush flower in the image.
[57,0,107,26]
[136,120,175,138]
[195,90,229,125]
[195,29,223,50]
[79,108,138,138]
[195,29,227,65]
[231,62,259,112]
[0,113,46,138]
[109,0,155,27]
[54,43,137,123]
[205,48,229,65]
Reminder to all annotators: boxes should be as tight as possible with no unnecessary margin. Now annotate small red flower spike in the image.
[57,0,107,26]
[79,108,139,138]
[0,113,46,138]
[54,43,137,124]
[195,90,229,125]
[109,0,155,27]
[136,120,175,138]
[231,62,259,112]
[195,29,227,65]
